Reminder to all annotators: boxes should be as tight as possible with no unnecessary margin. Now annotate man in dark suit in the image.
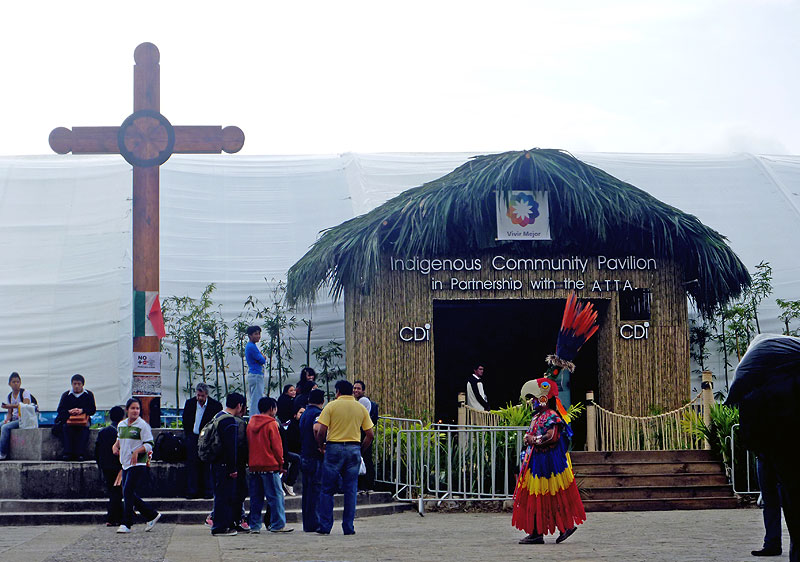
[182,382,222,498]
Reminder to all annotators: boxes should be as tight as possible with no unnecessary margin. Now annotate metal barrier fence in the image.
[375,419,528,514]
[374,416,424,497]
[728,423,760,495]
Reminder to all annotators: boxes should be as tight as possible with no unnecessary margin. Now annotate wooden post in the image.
[457,391,466,454]
[701,370,713,450]
[586,390,597,452]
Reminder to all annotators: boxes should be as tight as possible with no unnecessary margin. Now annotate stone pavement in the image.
[0,509,791,562]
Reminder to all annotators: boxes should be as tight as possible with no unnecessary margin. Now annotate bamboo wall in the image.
[345,253,689,419]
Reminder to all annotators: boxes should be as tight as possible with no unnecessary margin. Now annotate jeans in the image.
[300,456,323,532]
[246,374,264,417]
[757,456,783,550]
[121,466,158,528]
[185,432,213,497]
[284,451,301,486]
[318,442,360,534]
[211,463,247,532]
[0,420,19,459]
[248,471,286,531]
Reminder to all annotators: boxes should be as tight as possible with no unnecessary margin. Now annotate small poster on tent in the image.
[495,190,551,240]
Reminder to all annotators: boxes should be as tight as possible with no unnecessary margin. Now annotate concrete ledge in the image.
[0,460,189,499]
[8,427,181,461]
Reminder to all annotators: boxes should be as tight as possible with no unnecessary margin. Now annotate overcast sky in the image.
[1,0,798,156]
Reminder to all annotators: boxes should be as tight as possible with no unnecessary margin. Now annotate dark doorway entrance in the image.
[433,299,603,450]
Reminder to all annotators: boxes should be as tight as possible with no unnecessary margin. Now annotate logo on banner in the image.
[506,192,539,226]
[496,190,551,240]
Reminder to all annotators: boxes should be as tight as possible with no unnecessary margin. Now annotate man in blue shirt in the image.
[245,326,267,417]
[298,388,325,532]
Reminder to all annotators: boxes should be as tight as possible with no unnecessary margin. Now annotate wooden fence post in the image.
[457,392,466,453]
[586,391,597,452]
[701,371,713,450]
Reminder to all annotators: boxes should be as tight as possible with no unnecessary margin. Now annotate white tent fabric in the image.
[1,152,798,409]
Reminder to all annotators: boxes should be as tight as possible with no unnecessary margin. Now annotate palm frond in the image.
[287,149,750,316]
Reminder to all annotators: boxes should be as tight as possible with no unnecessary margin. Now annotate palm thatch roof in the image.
[287,149,750,316]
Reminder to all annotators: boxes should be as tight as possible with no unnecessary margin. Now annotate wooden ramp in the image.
[571,450,739,511]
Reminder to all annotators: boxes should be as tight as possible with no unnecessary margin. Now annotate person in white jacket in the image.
[113,397,161,534]
[466,365,490,411]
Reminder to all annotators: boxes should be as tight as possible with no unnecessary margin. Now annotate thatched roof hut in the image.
[287,149,750,316]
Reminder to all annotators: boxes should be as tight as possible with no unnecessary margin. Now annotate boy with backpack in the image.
[95,406,125,526]
[200,392,248,536]
[1,372,34,460]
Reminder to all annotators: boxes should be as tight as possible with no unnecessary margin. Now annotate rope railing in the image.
[455,371,715,452]
[593,393,704,451]
[463,405,503,427]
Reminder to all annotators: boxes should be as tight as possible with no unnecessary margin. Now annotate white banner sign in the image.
[133,352,160,373]
[495,190,551,240]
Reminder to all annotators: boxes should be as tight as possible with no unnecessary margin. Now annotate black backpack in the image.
[8,389,38,410]
[153,431,186,463]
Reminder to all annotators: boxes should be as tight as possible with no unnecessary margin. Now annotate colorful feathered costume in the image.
[512,378,586,537]
[512,294,598,541]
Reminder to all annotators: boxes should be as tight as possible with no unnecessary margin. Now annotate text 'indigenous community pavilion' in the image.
[287,149,750,439]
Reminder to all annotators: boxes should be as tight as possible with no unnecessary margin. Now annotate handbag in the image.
[66,413,90,426]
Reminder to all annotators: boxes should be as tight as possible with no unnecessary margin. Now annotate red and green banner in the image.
[133,291,166,338]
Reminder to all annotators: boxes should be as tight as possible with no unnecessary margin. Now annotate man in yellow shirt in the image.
[314,380,374,535]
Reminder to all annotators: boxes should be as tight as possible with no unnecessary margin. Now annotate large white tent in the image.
[1,152,798,410]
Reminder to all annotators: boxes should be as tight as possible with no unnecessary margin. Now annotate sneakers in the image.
[145,513,161,532]
[269,526,294,533]
[237,520,250,532]
[205,515,213,528]
[249,524,264,534]
[211,528,238,536]
[116,525,131,534]
[282,482,296,496]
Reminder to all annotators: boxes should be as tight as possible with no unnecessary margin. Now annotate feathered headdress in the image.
[545,293,599,378]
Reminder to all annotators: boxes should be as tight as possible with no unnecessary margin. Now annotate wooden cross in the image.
[49,42,245,421]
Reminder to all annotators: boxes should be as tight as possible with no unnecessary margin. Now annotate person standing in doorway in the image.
[182,382,222,498]
[113,397,161,534]
[466,364,490,411]
[314,380,374,536]
[245,326,267,418]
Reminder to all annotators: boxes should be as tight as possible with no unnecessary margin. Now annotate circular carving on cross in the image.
[134,42,160,65]
[49,127,73,154]
[221,126,245,153]
[118,110,176,167]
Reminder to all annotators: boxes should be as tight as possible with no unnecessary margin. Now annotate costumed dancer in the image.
[513,293,599,544]
[513,378,585,544]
